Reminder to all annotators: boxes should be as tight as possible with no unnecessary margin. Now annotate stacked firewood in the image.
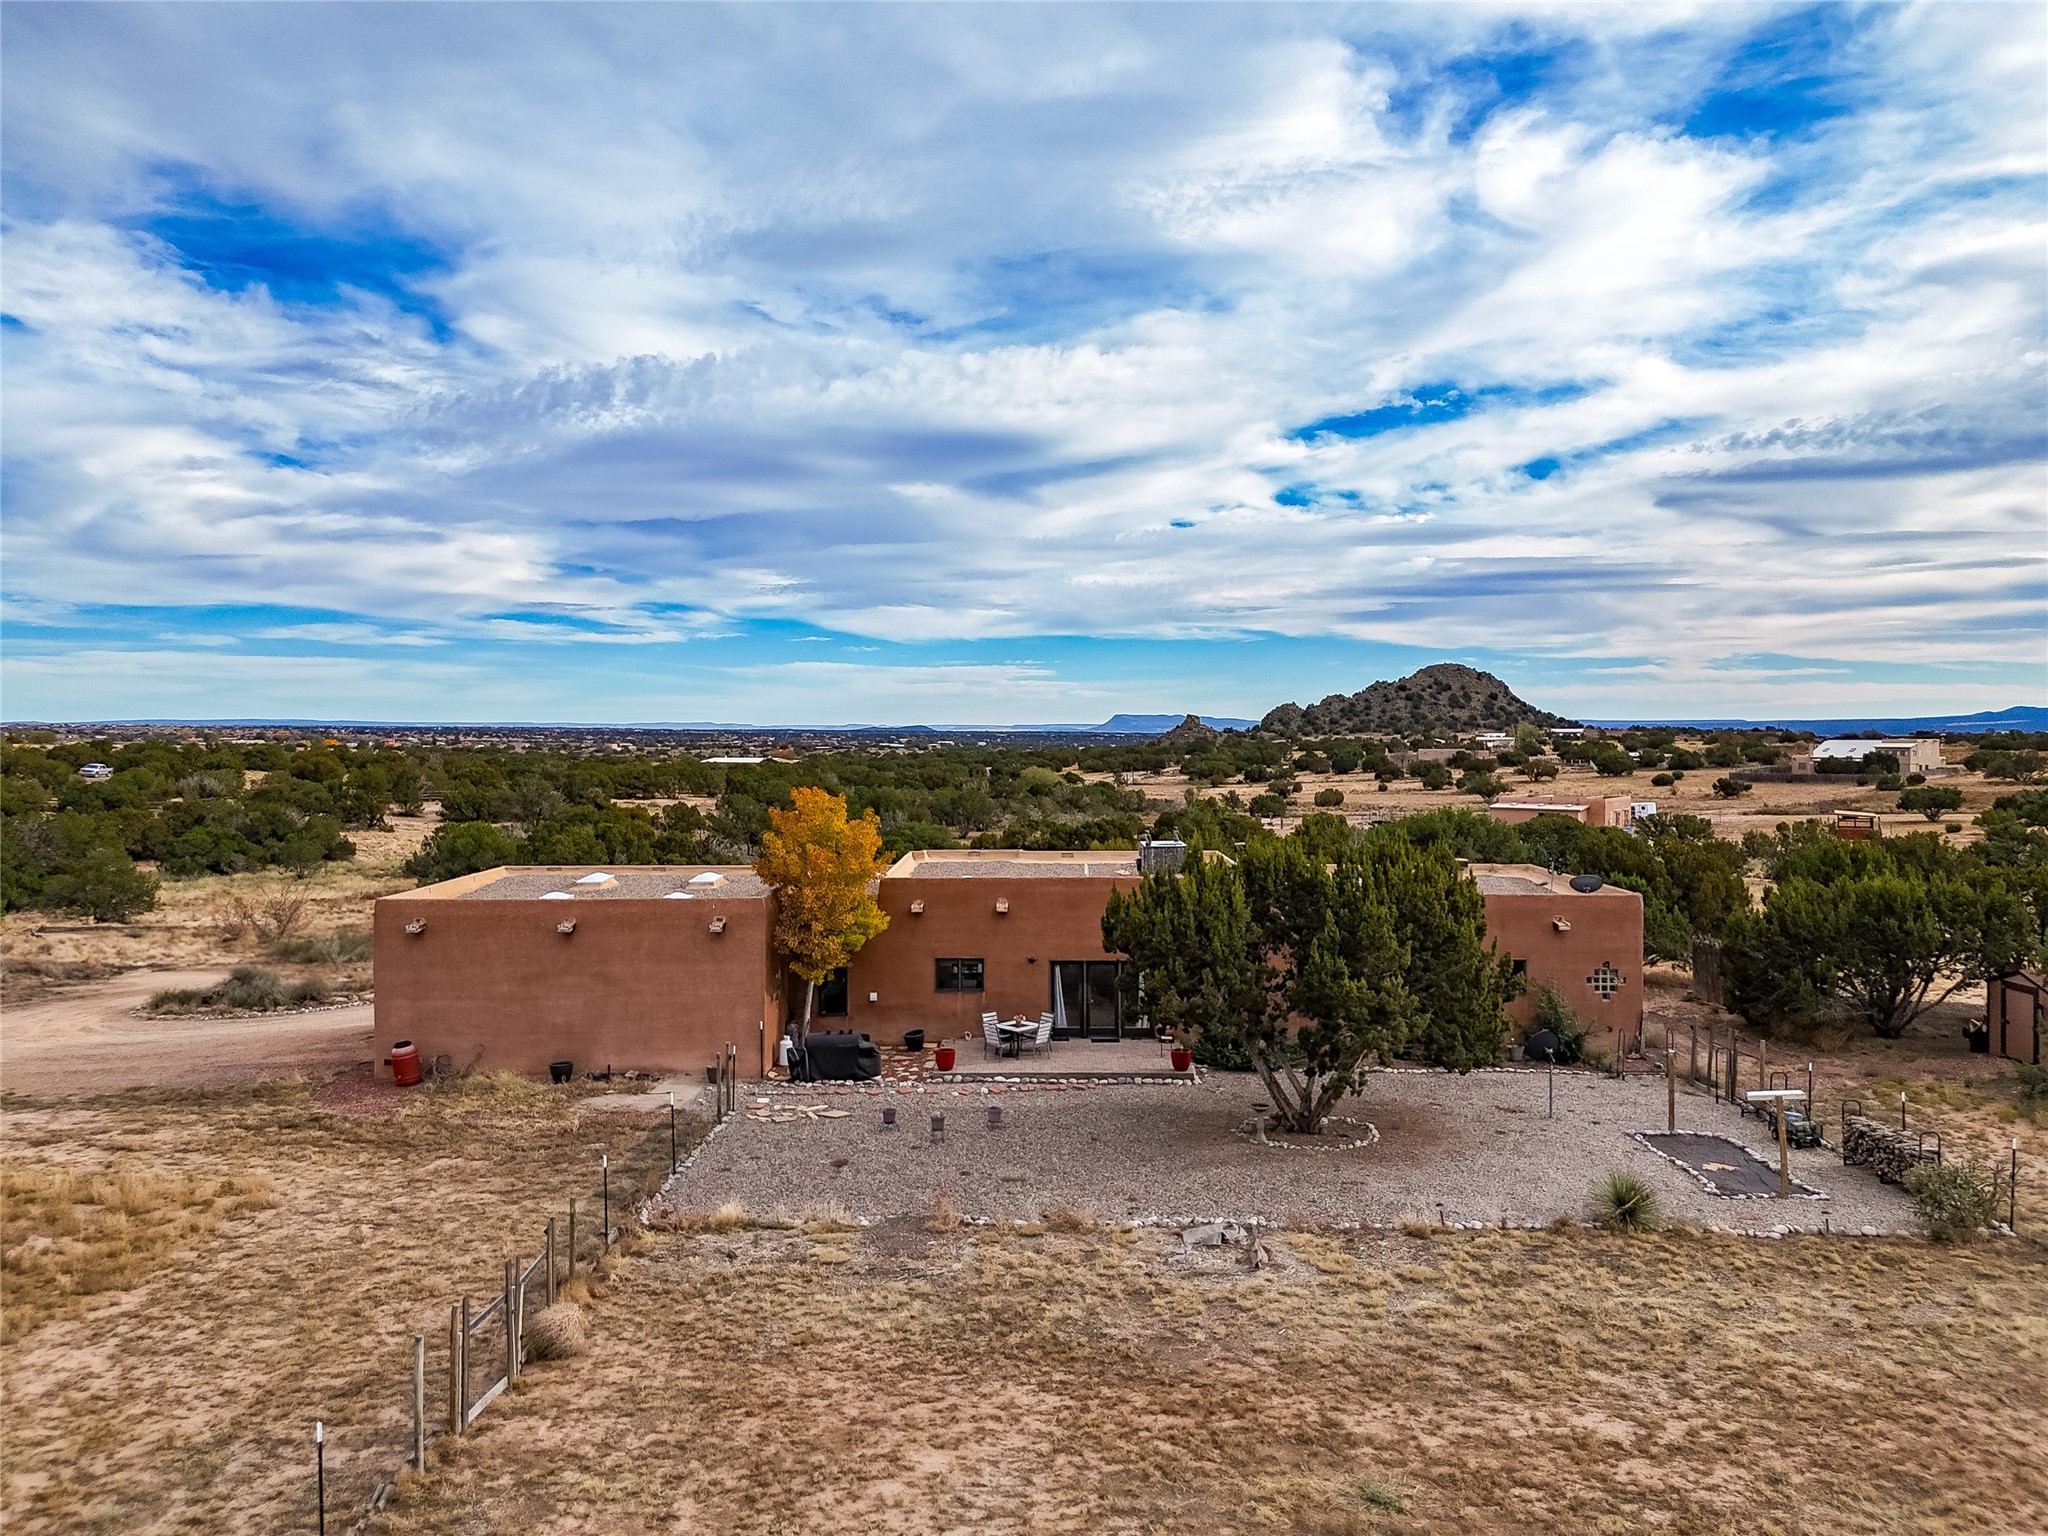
[1842,1115,1937,1184]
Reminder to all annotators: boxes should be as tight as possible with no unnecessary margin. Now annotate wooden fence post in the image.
[546,1219,557,1307]
[1666,1049,1677,1134]
[1689,1025,1699,1085]
[568,1198,577,1281]
[412,1332,426,1470]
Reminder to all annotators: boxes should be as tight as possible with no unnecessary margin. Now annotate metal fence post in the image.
[545,1219,557,1307]
[412,1333,426,1470]
[448,1302,463,1435]
[504,1259,517,1383]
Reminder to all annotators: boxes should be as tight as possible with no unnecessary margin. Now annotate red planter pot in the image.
[934,1046,957,1072]
[1170,1047,1193,1073]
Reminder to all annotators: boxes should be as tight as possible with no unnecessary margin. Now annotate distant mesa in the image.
[1258,663,1575,738]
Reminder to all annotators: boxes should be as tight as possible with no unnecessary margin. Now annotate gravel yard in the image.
[663,1067,1921,1233]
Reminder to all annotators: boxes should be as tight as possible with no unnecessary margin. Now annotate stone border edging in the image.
[1239,1116,1379,1152]
[1632,1131,1827,1200]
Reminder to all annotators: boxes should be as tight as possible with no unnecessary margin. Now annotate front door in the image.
[1052,961,1127,1039]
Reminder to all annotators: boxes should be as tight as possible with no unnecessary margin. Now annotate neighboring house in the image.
[1988,971,2044,1066]
[1470,864,1645,1058]
[78,762,114,780]
[1485,796,1636,830]
[1803,738,1947,775]
[374,849,1649,1079]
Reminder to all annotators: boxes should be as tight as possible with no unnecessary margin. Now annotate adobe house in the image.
[374,850,1646,1079]
[830,849,1145,1046]
[1469,864,1645,1057]
[372,866,781,1080]
[1485,796,1636,830]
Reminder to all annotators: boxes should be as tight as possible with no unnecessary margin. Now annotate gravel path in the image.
[663,1068,1920,1234]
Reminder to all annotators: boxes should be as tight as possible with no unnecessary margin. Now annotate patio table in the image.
[995,1020,1035,1057]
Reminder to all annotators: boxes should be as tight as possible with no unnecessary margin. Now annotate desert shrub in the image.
[42,847,160,923]
[1713,776,1751,798]
[524,1302,588,1360]
[1313,787,1345,808]
[2013,1064,2047,1103]
[924,1187,963,1234]
[1590,1170,1663,1232]
[1651,772,1675,787]
[1529,984,1589,1065]
[1248,792,1287,817]
[1043,1205,1099,1232]
[1415,763,1452,791]
[270,926,372,964]
[146,966,327,1014]
[1903,1159,2000,1242]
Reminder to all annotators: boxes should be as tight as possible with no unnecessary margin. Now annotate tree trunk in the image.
[797,979,816,1046]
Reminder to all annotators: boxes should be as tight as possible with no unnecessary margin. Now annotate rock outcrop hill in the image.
[1258,664,1574,737]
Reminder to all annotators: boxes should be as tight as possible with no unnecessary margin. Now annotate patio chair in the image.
[1024,1012,1055,1057]
[981,1012,1003,1059]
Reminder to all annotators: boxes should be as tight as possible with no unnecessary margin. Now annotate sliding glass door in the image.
[1051,961,1128,1039]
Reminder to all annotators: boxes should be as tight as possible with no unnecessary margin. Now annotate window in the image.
[1509,959,1527,977]
[935,958,985,993]
[1587,962,1624,998]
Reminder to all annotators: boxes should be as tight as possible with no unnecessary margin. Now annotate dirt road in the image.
[0,969,372,1096]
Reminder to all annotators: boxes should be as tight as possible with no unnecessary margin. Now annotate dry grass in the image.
[0,1163,270,1341]
[0,1076,685,1535]
[923,1186,963,1233]
[523,1303,587,1361]
[366,1223,2048,1536]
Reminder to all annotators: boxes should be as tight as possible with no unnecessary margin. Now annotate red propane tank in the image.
[389,1041,423,1087]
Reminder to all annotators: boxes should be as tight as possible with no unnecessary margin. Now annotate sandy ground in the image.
[0,968,373,1096]
[367,1221,2048,1536]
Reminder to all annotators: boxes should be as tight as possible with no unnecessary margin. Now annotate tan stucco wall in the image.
[372,893,779,1079]
[1483,886,1645,1052]
[839,874,1141,1045]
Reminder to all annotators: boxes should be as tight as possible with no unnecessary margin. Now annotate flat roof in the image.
[1468,863,1634,898]
[886,849,1141,880]
[406,866,771,901]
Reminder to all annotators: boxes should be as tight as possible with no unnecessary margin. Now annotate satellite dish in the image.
[1569,873,1604,894]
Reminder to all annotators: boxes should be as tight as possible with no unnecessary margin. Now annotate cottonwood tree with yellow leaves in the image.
[754,787,891,1042]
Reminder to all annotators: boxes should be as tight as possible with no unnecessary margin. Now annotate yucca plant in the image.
[1591,1170,1663,1233]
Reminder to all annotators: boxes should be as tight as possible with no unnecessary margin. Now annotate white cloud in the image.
[1,4,2043,719]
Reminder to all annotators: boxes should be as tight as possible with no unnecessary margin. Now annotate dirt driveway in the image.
[0,969,372,1096]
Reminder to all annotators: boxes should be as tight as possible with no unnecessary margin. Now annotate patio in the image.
[937,1032,1182,1078]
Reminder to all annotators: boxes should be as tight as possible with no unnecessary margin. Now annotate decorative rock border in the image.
[1631,1131,1827,1200]
[131,996,372,1022]
[1237,1116,1380,1153]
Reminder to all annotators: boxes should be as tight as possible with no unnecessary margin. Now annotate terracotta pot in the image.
[1170,1047,1193,1072]
[934,1046,956,1071]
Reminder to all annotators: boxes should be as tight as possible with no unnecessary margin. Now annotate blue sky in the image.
[2,3,2043,725]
